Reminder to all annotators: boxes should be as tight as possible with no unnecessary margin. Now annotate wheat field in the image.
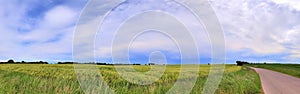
[0,64,261,94]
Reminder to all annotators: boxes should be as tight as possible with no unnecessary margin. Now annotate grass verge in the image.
[248,64,300,78]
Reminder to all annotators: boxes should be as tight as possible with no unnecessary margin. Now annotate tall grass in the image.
[214,67,261,94]
[0,64,261,93]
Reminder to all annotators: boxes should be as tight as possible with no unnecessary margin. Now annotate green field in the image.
[0,64,261,94]
[248,64,300,78]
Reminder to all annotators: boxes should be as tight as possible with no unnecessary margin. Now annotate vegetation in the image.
[236,61,250,66]
[215,66,261,94]
[248,64,300,78]
[0,64,261,94]
[0,59,48,64]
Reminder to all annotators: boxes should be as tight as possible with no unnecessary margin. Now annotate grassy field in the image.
[248,64,300,78]
[0,64,261,94]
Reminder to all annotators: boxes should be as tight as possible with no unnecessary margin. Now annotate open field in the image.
[0,64,261,94]
[248,64,300,78]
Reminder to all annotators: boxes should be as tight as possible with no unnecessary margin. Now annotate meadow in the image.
[0,64,261,94]
[248,64,300,78]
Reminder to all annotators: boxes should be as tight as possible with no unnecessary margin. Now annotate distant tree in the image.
[236,61,249,66]
[148,63,155,65]
[38,61,48,64]
[8,59,14,63]
[21,61,25,63]
[57,62,74,64]
[96,63,107,65]
[133,64,141,65]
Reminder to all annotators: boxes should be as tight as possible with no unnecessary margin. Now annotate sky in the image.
[0,0,300,64]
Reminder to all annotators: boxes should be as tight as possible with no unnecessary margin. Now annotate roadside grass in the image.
[214,67,261,94]
[0,64,261,93]
[248,64,300,78]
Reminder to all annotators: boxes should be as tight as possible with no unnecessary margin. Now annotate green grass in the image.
[0,64,261,94]
[248,64,300,78]
[215,67,261,94]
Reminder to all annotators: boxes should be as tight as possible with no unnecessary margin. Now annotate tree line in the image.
[0,59,156,65]
[0,59,48,64]
[236,60,277,66]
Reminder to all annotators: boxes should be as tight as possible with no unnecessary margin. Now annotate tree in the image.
[8,59,14,63]
[236,61,249,66]
[148,63,155,65]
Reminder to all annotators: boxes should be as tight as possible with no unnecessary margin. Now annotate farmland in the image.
[248,64,300,78]
[0,64,261,94]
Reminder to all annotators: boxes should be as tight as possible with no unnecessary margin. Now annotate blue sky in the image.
[0,0,300,64]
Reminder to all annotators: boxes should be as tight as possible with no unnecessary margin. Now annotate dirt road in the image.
[251,67,300,94]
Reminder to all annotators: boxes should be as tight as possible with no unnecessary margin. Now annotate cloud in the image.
[20,5,78,61]
[210,0,300,62]
[269,0,300,11]
[0,1,85,62]
[44,6,77,28]
[1,0,300,64]
[91,1,212,63]
[22,5,78,42]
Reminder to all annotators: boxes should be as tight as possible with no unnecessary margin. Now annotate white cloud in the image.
[210,0,300,61]
[20,6,78,61]
[92,5,211,63]
[44,6,77,28]
[22,5,78,42]
[0,1,30,59]
[0,2,79,62]
[269,0,300,11]
[1,0,300,63]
